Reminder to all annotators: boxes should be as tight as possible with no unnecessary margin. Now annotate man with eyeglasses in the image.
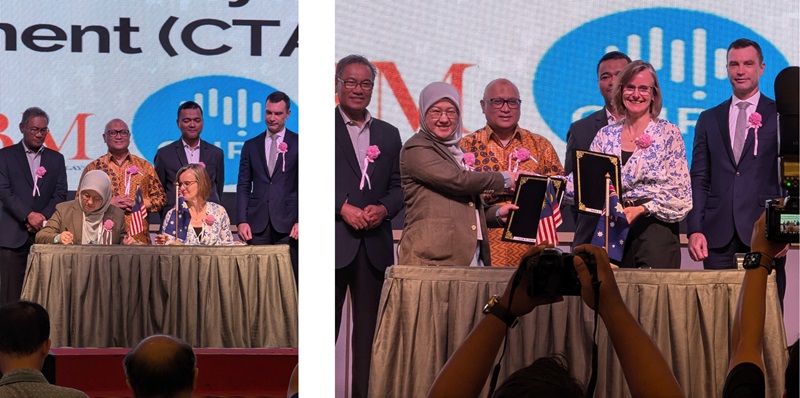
[0,107,67,305]
[334,54,403,398]
[460,78,563,266]
[80,119,166,244]
[564,51,631,248]
[688,39,786,303]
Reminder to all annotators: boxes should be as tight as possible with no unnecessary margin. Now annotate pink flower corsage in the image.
[102,219,114,244]
[198,161,206,168]
[508,147,534,172]
[635,134,652,150]
[103,220,114,231]
[204,214,215,226]
[463,152,476,171]
[278,142,288,172]
[359,145,381,190]
[124,165,139,195]
[749,112,762,156]
[32,166,46,197]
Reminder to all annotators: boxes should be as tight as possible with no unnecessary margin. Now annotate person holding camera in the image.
[722,213,796,397]
[427,243,684,397]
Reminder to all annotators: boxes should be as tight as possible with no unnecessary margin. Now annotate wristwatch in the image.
[482,295,518,328]
[742,252,774,274]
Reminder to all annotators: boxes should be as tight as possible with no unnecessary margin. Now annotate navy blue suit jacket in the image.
[154,138,225,217]
[236,129,298,234]
[0,143,67,249]
[687,95,783,248]
[335,108,403,271]
[565,108,608,247]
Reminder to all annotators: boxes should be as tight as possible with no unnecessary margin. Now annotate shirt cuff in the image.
[501,172,512,189]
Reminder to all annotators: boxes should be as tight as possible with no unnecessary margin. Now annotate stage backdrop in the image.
[335,1,799,167]
[0,1,297,192]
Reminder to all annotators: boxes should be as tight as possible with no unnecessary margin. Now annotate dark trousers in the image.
[621,216,681,269]
[705,231,787,310]
[0,237,33,306]
[250,221,298,288]
[335,241,384,398]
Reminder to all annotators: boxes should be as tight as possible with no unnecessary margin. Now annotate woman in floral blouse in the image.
[589,60,691,268]
[155,164,234,245]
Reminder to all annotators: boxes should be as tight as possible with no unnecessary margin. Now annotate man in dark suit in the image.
[564,51,630,247]
[335,54,403,398]
[236,91,298,284]
[154,101,224,220]
[687,39,785,300]
[0,107,67,305]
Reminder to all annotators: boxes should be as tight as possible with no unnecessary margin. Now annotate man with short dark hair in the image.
[237,91,298,283]
[687,38,785,303]
[154,101,225,219]
[81,119,166,244]
[564,51,631,248]
[0,107,68,305]
[123,335,197,398]
[0,301,88,397]
[335,54,404,398]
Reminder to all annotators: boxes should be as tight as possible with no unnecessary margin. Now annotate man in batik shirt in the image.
[461,78,563,266]
[81,119,166,244]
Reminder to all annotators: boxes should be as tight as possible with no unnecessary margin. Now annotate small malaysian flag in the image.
[130,186,147,236]
[536,179,562,245]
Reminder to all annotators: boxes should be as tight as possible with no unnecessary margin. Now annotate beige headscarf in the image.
[78,170,112,244]
[418,81,464,165]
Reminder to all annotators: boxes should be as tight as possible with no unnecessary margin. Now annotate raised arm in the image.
[573,244,684,397]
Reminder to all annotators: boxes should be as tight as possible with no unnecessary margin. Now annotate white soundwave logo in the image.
[604,27,728,101]
[187,88,264,137]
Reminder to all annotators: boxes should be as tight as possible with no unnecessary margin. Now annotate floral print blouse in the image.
[589,118,692,223]
[160,201,234,245]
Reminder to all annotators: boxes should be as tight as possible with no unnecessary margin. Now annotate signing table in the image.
[370,265,787,398]
[21,244,297,349]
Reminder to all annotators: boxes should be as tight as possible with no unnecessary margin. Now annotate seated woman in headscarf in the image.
[397,81,518,266]
[36,170,130,245]
[154,163,234,245]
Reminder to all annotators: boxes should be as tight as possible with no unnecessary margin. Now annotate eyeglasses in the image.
[427,108,459,120]
[337,78,374,91]
[178,181,197,188]
[486,98,522,109]
[105,130,130,137]
[80,191,103,203]
[623,85,654,95]
[27,127,49,135]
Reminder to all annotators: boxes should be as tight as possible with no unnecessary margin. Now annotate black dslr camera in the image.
[520,248,595,297]
[766,66,799,243]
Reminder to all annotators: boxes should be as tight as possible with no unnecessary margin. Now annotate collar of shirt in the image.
[182,139,201,150]
[268,128,286,140]
[486,124,522,148]
[339,106,372,128]
[108,151,131,166]
[730,91,761,112]
[21,140,44,155]
[605,107,617,125]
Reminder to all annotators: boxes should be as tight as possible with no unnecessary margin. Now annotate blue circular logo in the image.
[132,75,298,187]
[534,8,789,165]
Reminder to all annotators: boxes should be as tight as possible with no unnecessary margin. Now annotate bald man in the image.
[81,119,166,243]
[123,335,197,398]
[460,78,564,266]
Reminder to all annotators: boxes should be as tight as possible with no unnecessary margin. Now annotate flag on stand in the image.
[163,196,190,241]
[591,183,630,264]
[536,179,562,245]
[129,186,147,236]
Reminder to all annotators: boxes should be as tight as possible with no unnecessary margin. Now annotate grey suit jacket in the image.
[35,200,127,244]
[397,132,505,266]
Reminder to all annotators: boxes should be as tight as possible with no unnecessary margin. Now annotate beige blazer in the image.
[398,132,506,266]
[35,200,127,244]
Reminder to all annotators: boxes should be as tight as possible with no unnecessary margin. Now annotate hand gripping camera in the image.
[766,66,799,243]
[520,247,596,297]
